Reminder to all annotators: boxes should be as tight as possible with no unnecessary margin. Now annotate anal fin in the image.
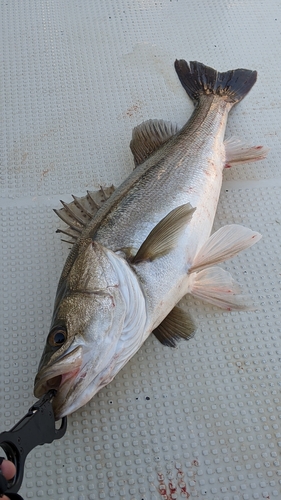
[153,306,196,347]
[224,136,268,168]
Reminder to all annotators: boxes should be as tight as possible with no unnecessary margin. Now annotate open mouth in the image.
[46,374,62,390]
[44,367,82,392]
[34,346,83,399]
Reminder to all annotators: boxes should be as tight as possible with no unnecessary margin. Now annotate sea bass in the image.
[34,60,267,418]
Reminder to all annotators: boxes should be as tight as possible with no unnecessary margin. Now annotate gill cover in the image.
[34,239,147,418]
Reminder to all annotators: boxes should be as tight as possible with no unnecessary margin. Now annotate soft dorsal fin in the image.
[55,185,115,244]
[132,203,196,264]
[153,306,196,347]
[130,119,179,166]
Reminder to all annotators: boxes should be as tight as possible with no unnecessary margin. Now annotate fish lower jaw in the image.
[52,366,118,418]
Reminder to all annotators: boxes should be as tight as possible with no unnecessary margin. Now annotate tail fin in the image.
[175,60,257,104]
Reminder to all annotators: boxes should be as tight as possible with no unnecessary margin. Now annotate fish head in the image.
[34,240,130,418]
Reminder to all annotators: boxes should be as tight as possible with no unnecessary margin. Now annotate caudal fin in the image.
[175,60,257,105]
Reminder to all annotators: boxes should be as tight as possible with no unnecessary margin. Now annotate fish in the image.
[34,59,267,418]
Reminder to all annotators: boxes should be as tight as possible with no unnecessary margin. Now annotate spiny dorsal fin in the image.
[153,306,196,347]
[130,119,179,166]
[55,185,115,244]
[132,203,196,264]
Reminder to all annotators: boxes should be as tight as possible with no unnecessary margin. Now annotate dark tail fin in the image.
[174,60,257,105]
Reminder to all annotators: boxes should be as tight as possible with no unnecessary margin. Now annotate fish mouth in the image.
[34,346,83,406]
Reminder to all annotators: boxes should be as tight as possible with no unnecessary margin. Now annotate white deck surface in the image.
[1,1,281,498]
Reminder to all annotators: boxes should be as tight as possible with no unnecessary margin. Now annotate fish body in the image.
[34,60,267,418]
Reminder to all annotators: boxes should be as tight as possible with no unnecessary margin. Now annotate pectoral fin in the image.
[153,306,196,347]
[224,136,268,168]
[190,224,261,273]
[132,203,196,264]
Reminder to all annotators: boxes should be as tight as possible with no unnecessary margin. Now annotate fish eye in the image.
[48,327,67,347]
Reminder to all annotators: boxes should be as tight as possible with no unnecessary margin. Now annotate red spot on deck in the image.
[180,485,190,497]
[157,465,190,498]
[176,467,190,498]
[169,482,177,494]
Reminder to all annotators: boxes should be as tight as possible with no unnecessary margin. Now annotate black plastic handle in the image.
[0,390,67,493]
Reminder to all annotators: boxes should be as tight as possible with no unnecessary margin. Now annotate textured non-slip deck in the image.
[1,1,281,498]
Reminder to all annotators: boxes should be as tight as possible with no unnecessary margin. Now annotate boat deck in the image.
[1,1,281,498]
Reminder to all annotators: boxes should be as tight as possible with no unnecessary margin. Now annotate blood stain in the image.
[157,467,190,499]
